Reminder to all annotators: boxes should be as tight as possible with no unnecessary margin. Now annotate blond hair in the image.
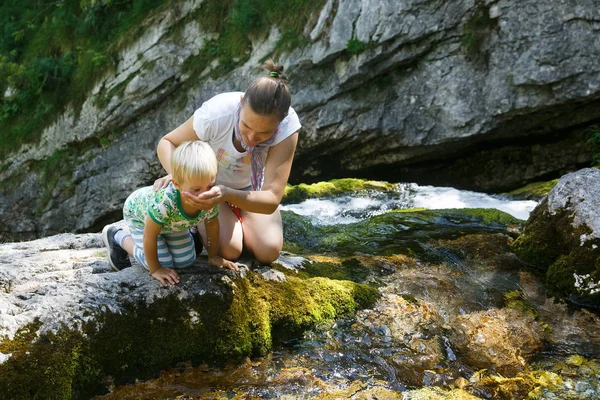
[171,141,217,184]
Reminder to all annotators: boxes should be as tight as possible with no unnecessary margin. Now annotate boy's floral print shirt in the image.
[123,182,218,233]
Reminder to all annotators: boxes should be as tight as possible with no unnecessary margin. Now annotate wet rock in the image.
[450,308,544,375]
[469,369,563,400]
[354,294,445,386]
[402,387,481,400]
[511,168,600,307]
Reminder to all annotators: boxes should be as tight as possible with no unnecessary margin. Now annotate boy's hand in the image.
[208,256,240,271]
[151,266,180,286]
[182,185,226,210]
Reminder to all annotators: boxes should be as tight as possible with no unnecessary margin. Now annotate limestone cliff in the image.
[1,0,599,240]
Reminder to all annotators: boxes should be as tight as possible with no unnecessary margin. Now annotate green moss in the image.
[450,208,524,226]
[510,199,568,267]
[504,291,539,319]
[282,179,396,204]
[511,198,600,306]
[283,208,523,256]
[297,258,372,283]
[461,1,495,62]
[401,294,419,304]
[505,179,558,199]
[0,271,378,398]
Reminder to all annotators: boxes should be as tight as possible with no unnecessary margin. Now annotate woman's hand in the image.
[153,174,172,191]
[182,185,227,210]
[208,256,240,271]
[151,266,180,287]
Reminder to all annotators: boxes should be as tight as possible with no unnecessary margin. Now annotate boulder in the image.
[0,233,378,398]
[511,168,600,306]
[450,308,545,375]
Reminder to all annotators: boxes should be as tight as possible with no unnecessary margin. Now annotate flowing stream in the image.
[97,185,600,399]
[281,183,537,224]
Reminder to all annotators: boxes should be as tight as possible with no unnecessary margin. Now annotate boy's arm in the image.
[204,217,220,259]
[204,217,239,271]
[144,216,180,286]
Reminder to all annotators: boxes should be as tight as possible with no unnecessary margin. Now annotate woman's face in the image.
[238,103,280,147]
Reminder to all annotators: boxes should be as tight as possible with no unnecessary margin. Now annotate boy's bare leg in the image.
[121,236,135,256]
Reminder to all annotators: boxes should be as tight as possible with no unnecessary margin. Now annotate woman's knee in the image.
[219,242,243,260]
[251,239,282,264]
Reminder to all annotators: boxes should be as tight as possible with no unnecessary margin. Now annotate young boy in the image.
[102,141,238,286]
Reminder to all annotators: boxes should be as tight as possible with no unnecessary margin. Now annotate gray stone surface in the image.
[548,168,600,244]
[0,233,244,347]
[1,0,600,239]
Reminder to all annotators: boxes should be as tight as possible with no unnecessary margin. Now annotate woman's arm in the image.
[157,116,198,175]
[223,131,299,214]
[181,131,299,214]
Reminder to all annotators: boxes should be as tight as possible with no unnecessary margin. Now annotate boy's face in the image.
[174,176,215,197]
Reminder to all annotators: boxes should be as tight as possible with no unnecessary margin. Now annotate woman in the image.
[154,59,301,264]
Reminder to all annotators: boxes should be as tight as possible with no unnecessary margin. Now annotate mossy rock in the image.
[504,178,559,200]
[282,178,396,204]
[282,208,523,257]
[0,270,378,399]
[511,202,600,305]
[510,169,600,307]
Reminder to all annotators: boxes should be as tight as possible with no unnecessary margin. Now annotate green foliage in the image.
[185,0,325,78]
[584,124,600,165]
[0,0,174,158]
[461,1,494,61]
[346,38,367,55]
[1,0,326,158]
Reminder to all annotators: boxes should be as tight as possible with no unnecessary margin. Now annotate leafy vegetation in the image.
[346,38,367,55]
[461,1,495,62]
[182,0,325,81]
[1,0,326,159]
[584,124,600,165]
[0,0,174,158]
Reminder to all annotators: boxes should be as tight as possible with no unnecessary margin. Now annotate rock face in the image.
[511,168,600,306]
[1,0,600,239]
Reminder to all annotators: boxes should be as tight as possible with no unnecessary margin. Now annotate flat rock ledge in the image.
[511,168,600,307]
[0,233,378,399]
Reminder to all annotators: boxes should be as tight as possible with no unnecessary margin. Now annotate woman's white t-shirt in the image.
[192,92,301,189]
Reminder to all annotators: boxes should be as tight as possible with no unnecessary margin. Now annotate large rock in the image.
[0,234,377,398]
[511,168,600,306]
[1,0,600,239]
